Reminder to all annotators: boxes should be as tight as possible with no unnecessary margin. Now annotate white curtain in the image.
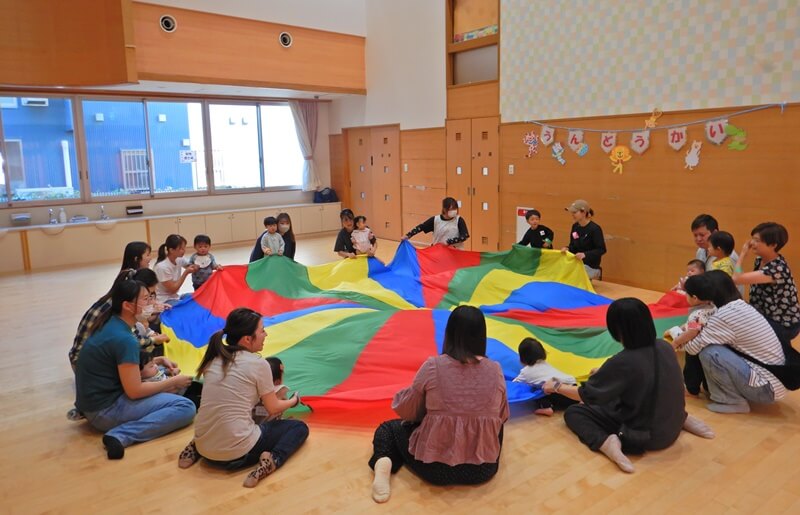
[289,100,322,192]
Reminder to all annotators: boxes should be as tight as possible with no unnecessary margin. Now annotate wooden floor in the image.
[2,235,800,514]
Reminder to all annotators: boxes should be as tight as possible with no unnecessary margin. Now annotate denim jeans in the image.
[584,265,601,280]
[698,345,775,406]
[85,393,196,447]
[205,418,309,470]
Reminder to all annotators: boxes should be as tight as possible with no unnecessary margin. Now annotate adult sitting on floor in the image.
[75,279,195,459]
[368,305,508,503]
[177,307,309,488]
[544,298,714,474]
[683,271,787,414]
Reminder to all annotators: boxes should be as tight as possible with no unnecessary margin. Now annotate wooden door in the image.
[445,119,472,249]
[470,116,500,252]
[346,128,372,222]
[370,126,401,240]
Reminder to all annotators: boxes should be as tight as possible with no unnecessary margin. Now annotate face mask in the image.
[278,224,290,234]
[136,304,154,322]
[447,210,458,218]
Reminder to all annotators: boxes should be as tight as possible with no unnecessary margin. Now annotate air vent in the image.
[21,98,48,107]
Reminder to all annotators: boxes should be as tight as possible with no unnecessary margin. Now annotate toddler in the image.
[252,357,295,423]
[351,216,376,255]
[672,259,706,293]
[708,231,735,276]
[188,234,223,290]
[260,216,285,257]
[513,338,577,416]
[665,275,716,395]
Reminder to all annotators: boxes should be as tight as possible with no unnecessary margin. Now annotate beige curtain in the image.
[289,100,322,191]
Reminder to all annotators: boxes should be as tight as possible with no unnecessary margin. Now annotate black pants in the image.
[564,404,647,455]
[766,318,800,353]
[369,419,501,486]
[204,419,309,470]
[534,392,578,411]
[683,354,708,395]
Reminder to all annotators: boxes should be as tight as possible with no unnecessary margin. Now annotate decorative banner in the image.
[644,108,663,129]
[725,124,748,151]
[522,131,539,157]
[630,131,650,155]
[551,142,566,165]
[667,127,688,151]
[576,143,589,156]
[600,132,617,153]
[610,145,631,174]
[567,130,584,153]
[684,140,702,170]
[705,119,729,145]
[540,125,555,147]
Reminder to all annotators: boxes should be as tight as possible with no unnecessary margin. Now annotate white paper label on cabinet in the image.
[403,163,408,172]
[384,166,389,174]
[456,166,462,175]
[482,202,489,211]
[384,194,390,201]
[457,200,462,208]
[482,167,489,176]
[508,164,514,175]
[360,192,366,199]
[359,165,365,172]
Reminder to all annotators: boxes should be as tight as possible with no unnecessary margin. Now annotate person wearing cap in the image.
[561,200,606,280]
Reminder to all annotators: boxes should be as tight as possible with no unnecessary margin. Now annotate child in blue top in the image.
[188,234,223,290]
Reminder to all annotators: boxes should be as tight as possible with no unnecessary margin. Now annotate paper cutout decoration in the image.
[644,108,663,129]
[684,140,702,170]
[725,124,748,151]
[540,126,555,147]
[667,127,688,151]
[523,131,539,157]
[610,145,631,174]
[567,130,584,153]
[705,119,729,145]
[630,131,650,155]
[576,143,589,157]
[600,132,617,154]
[551,142,566,165]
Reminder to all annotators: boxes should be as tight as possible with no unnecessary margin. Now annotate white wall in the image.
[329,0,446,132]
[143,0,366,35]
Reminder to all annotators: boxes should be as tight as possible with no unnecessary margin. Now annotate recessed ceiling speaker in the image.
[160,14,177,33]
[279,32,293,48]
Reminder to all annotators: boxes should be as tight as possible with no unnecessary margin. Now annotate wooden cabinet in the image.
[300,206,324,233]
[205,212,256,244]
[347,128,373,224]
[321,204,343,231]
[230,212,257,242]
[204,213,234,243]
[0,230,26,274]
[446,116,499,251]
[149,215,207,246]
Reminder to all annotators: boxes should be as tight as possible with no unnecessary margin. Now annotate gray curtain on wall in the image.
[289,100,322,192]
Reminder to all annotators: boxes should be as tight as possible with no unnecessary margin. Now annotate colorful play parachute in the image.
[161,241,688,418]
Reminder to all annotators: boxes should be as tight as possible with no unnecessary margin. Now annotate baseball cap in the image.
[565,200,590,213]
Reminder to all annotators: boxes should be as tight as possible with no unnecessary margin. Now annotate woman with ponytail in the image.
[75,280,195,459]
[154,234,198,304]
[177,308,309,488]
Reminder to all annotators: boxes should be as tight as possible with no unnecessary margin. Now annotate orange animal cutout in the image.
[645,108,663,129]
[610,145,632,174]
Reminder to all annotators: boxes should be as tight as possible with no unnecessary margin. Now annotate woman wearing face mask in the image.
[276,212,296,260]
[402,197,470,249]
[74,279,195,460]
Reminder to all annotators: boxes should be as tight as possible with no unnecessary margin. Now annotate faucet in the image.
[99,205,109,220]
[48,208,58,224]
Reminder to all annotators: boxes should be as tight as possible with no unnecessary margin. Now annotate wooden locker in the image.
[346,128,373,222]
[470,116,500,252]
[370,126,401,240]
[445,119,473,249]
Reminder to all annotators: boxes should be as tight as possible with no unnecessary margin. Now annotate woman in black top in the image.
[518,209,554,249]
[561,200,606,279]
[542,298,714,473]
[335,209,376,258]
[277,212,296,260]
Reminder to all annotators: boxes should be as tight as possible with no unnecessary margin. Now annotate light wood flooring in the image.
[1,235,799,514]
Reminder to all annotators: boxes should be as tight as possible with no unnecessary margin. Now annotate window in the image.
[147,101,207,194]
[261,105,304,188]
[82,99,148,197]
[0,96,80,203]
[209,104,261,190]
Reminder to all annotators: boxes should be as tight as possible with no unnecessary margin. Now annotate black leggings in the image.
[368,419,501,486]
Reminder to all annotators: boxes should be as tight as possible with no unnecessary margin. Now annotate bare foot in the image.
[683,414,715,439]
[599,434,634,473]
[534,407,554,417]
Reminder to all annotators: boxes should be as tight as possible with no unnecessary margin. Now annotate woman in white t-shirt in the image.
[177,308,309,488]
[153,234,198,304]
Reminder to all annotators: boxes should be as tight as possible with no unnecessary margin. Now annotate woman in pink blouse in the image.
[368,305,509,503]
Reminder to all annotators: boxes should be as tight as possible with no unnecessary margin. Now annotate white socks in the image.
[371,457,392,503]
[599,434,634,473]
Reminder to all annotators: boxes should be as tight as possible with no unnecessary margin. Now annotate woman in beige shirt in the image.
[177,308,309,488]
[369,305,509,503]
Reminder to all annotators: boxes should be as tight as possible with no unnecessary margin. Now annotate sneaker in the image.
[178,440,200,469]
[243,451,276,488]
[102,435,125,460]
[66,408,85,421]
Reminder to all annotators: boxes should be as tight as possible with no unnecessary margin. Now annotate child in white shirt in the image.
[514,338,577,416]
[351,216,376,255]
[154,234,198,304]
[260,216,285,257]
